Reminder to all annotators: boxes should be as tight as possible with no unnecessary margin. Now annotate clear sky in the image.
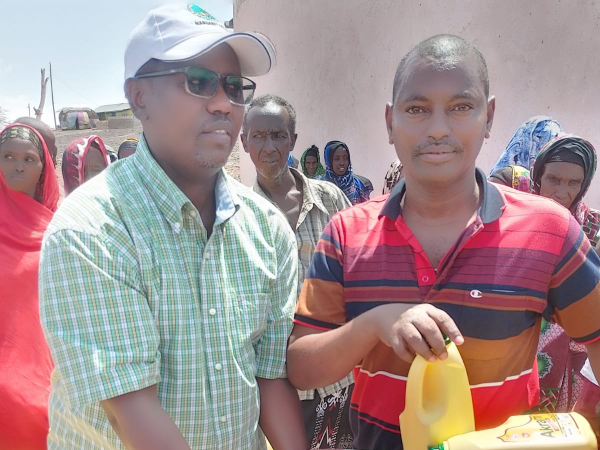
[0,0,233,128]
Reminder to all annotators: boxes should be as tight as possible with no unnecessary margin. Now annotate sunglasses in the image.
[135,66,256,106]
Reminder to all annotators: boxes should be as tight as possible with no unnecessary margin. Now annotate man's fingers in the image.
[391,337,416,364]
[429,309,464,345]
[399,323,437,362]
[409,316,448,359]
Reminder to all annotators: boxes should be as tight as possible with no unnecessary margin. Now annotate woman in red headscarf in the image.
[0,123,59,449]
[62,135,110,195]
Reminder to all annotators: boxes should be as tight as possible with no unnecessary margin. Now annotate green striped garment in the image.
[39,135,298,449]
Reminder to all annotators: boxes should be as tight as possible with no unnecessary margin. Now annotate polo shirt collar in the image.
[380,168,505,224]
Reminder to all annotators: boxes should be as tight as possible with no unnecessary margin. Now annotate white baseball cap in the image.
[124,3,276,81]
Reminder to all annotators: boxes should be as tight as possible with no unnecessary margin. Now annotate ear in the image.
[485,96,496,139]
[289,133,298,152]
[125,79,150,122]
[385,102,394,145]
[240,133,249,153]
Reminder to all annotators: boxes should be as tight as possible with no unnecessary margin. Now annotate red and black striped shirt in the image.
[295,169,600,450]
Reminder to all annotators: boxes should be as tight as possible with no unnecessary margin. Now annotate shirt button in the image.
[220,416,227,423]
[173,222,181,233]
[422,276,429,283]
[190,210,197,218]
[215,363,222,371]
[204,251,211,259]
[209,308,216,316]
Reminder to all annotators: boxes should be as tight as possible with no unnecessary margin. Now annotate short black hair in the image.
[242,94,297,135]
[392,34,489,101]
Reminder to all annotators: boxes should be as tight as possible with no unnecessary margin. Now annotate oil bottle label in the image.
[498,414,581,442]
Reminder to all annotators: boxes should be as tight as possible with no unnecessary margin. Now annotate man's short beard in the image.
[194,152,231,170]
[257,163,288,180]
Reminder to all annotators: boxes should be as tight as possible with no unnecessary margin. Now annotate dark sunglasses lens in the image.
[186,68,219,97]
[224,76,255,105]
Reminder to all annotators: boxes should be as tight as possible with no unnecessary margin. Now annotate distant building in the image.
[58,106,98,130]
[94,103,132,121]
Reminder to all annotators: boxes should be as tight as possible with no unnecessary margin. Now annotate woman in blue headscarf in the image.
[321,140,372,205]
[489,116,563,175]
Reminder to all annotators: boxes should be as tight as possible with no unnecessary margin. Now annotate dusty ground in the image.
[53,123,242,190]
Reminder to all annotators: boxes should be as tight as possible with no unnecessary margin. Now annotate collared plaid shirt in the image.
[253,167,354,401]
[39,135,298,450]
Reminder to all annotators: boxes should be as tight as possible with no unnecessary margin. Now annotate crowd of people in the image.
[1,3,600,450]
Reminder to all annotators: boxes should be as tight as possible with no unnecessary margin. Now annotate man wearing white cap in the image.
[39,4,306,450]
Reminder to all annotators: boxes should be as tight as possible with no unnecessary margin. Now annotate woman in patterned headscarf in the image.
[321,140,372,205]
[0,123,59,449]
[382,158,403,195]
[489,116,563,176]
[489,116,562,194]
[62,135,111,195]
[529,134,599,419]
[300,145,325,179]
[0,124,59,206]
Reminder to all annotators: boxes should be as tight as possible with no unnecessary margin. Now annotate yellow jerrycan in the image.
[400,337,475,450]
[428,412,597,450]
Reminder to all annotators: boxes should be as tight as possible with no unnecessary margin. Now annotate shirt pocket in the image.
[231,293,269,345]
[225,293,270,380]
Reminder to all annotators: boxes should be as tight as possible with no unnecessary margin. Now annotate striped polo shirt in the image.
[295,169,600,450]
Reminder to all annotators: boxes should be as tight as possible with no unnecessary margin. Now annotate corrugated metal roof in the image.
[94,103,131,114]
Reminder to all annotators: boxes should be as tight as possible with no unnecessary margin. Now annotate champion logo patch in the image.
[470,289,483,299]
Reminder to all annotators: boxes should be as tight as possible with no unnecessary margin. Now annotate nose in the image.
[427,107,451,141]
[15,160,25,172]
[262,135,278,152]
[554,185,568,200]
[206,80,233,115]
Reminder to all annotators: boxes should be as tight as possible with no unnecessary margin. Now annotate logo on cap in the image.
[187,4,220,26]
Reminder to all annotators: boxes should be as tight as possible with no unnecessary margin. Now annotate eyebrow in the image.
[399,94,430,103]
[549,174,584,182]
[450,92,478,101]
[398,91,478,103]
[251,128,287,133]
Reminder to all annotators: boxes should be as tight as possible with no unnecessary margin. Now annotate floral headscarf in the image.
[489,165,532,193]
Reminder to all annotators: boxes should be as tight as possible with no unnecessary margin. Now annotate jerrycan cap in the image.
[443,333,451,346]
[429,445,446,450]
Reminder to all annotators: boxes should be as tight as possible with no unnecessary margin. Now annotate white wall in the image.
[235,0,600,207]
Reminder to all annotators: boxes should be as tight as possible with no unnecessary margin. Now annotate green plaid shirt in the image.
[39,135,298,450]
[253,169,354,401]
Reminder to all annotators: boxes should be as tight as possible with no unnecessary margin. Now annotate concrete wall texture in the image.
[234,0,600,207]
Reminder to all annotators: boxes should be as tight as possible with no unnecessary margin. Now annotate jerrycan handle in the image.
[404,335,451,425]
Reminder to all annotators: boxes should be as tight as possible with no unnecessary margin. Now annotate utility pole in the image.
[49,62,57,130]
[28,103,31,117]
